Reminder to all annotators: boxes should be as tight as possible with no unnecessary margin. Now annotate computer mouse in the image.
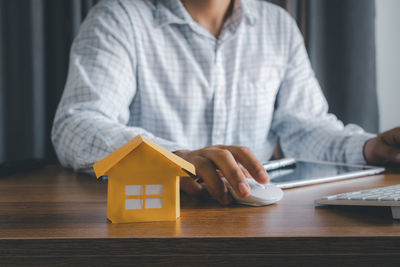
[227,178,284,206]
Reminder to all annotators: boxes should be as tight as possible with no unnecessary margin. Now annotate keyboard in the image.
[315,184,400,219]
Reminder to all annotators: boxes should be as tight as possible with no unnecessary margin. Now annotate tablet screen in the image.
[269,160,385,189]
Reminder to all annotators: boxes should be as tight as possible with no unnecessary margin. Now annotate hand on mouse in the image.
[364,127,400,166]
[174,145,269,205]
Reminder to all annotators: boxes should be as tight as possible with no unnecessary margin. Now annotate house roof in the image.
[93,135,196,178]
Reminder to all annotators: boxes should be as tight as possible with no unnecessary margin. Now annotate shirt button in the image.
[218,89,225,96]
[218,133,224,141]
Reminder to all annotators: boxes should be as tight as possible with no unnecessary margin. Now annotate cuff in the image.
[345,134,376,164]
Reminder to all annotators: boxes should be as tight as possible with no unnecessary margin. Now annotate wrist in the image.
[363,137,377,165]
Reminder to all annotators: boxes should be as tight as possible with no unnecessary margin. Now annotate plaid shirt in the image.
[52,0,374,172]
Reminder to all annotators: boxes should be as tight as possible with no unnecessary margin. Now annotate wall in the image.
[376,0,400,132]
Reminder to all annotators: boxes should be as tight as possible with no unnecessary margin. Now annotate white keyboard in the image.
[315,184,400,219]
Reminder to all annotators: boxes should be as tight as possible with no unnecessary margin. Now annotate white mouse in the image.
[227,178,284,206]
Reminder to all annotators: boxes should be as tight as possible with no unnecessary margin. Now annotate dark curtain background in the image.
[0,0,99,164]
[272,0,379,133]
[307,0,379,133]
[0,0,379,165]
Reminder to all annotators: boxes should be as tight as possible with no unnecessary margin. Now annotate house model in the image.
[93,135,196,223]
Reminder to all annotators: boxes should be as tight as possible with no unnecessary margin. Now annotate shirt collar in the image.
[153,0,258,28]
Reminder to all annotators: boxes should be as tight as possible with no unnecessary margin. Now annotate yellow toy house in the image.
[93,135,195,223]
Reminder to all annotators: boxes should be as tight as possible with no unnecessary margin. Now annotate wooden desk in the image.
[0,166,399,265]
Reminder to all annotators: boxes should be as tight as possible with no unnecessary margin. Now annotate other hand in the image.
[174,145,269,205]
[364,127,400,165]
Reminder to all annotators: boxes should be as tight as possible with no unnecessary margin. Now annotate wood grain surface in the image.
[0,165,400,265]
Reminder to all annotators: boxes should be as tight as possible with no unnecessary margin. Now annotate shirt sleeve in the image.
[270,17,375,164]
[51,2,185,172]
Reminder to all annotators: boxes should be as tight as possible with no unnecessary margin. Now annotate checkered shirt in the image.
[51,0,374,172]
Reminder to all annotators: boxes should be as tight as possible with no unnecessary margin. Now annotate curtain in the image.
[307,0,379,133]
[0,0,378,165]
[270,0,379,133]
[0,0,99,163]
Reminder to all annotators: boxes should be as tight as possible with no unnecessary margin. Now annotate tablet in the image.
[268,159,385,189]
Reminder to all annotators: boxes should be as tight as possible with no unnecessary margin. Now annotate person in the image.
[52,0,400,205]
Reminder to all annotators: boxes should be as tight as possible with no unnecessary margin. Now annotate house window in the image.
[145,198,163,209]
[125,185,142,195]
[125,184,163,210]
[126,199,143,209]
[145,184,163,195]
